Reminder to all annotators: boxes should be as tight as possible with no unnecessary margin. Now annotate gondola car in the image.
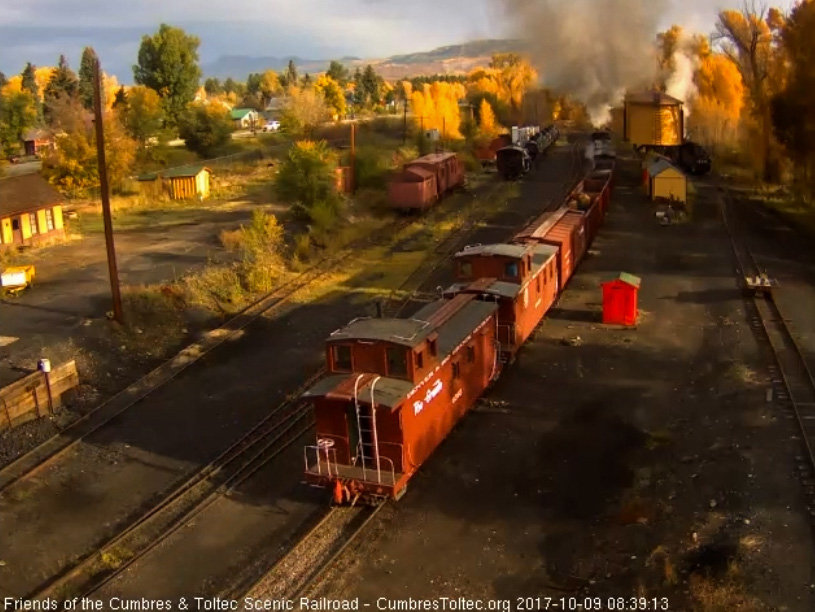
[496,145,530,180]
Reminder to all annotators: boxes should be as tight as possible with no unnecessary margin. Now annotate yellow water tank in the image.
[624,92,684,147]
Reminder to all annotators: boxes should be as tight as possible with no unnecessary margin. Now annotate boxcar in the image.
[302,293,500,505]
[387,166,438,211]
[514,207,587,288]
[443,242,560,359]
[405,152,463,197]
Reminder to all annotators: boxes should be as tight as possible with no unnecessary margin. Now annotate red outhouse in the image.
[602,272,641,326]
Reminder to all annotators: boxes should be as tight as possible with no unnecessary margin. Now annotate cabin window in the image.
[536,275,541,293]
[12,218,20,230]
[415,350,424,370]
[45,209,55,231]
[459,261,473,278]
[331,344,352,371]
[29,213,38,234]
[428,338,437,356]
[504,261,519,279]
[466,345,475,363]
[452,361,461,379]
[386,346,408,378]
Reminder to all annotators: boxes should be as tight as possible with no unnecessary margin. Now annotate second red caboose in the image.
[442,242,560,360]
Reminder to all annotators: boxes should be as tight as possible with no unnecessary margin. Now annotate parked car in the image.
[262,120,280,132]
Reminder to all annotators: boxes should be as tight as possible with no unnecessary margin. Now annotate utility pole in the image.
[403,99,408,145]
[92,57,123,324]
[350,122,356,195]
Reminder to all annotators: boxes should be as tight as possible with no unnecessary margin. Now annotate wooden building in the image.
[137,165,212,201]
[602,272,641,326]
[230,108,260,129]
[0,174,65,247]
[21,129,55,157]
[646,159,687,203]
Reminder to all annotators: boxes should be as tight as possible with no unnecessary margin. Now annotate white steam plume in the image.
[500,0,670,127]
[665,46,699,125]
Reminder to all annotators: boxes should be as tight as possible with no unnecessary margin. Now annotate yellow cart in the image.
[1,265,36,296]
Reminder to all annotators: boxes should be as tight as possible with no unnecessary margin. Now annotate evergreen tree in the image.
[44,55,79,107]
[352,67,365,107]
[361,65,382,107]
[113,86,127,109]
[78,47,99,110]
[21,63,38,97]
[281,59,298,88]
[204,77,222,95]
[0,71,7,89]
[326,61,350,87]
[301,73,311,86]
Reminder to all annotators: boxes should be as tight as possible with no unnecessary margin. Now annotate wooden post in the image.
[92,57,124,324]
[403,99,408,145]
[350,123,356,195]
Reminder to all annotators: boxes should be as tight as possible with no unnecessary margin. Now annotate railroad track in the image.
[11,171,509,601]
[719,186,815,523]
[382,136,586,319]
[28,390,318,600]
[238,503,386,601]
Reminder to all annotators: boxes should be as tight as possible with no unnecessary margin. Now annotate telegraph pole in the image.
[403,99,408,145]
[350,123,356,195]
[92,57,124,324]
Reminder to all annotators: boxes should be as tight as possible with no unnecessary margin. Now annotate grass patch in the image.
[759,191,815,238]
[689,570,768,611]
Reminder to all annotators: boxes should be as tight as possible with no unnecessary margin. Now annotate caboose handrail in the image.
[370,376,382,484]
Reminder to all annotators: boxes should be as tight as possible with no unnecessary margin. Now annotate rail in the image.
[29,398,316,600]
[718,185,815,522]
[237,502,386,601]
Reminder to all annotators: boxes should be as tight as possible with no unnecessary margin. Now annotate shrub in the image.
[353,146,392,190]
[276,140,343,223]
[177,103,233,157]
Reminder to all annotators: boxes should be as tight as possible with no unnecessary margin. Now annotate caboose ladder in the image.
[353,376,383,483]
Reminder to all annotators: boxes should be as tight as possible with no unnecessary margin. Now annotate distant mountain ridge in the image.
[201,39,525,81]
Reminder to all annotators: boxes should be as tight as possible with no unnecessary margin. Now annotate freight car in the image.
[474,134,512,169]
[496,145,531,180]
[303,152,616,505]
[387,152,465,211]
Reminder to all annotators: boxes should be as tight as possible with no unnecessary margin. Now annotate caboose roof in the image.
[302,374,414,408]
[455,243,532,259]
[328,295,498,353]
[625,91,684,106]
[411,299,499,356]
[329,317,433,347]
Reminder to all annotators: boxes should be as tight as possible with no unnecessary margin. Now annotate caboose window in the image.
[536,275,541,293]
[459,261,473,277]
[504,262,519,279]
[452,362,461,379]
[415,351,424,369]
[428,338,437,356]
[386,346,408,378]
[466,346,475,363]
[332,344,352,371]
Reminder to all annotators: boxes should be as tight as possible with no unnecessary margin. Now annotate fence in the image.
[0,360,79,432]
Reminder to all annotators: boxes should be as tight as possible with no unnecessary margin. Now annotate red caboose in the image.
[302,293,499,505]
[387,152,464,211]
[442,242,559,359]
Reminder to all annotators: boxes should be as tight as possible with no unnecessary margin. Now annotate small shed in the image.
[137,165,212,201]
[602,272,641,326]
[647,159,686,203]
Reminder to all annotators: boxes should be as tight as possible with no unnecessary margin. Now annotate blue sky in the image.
[0,0,799,83]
